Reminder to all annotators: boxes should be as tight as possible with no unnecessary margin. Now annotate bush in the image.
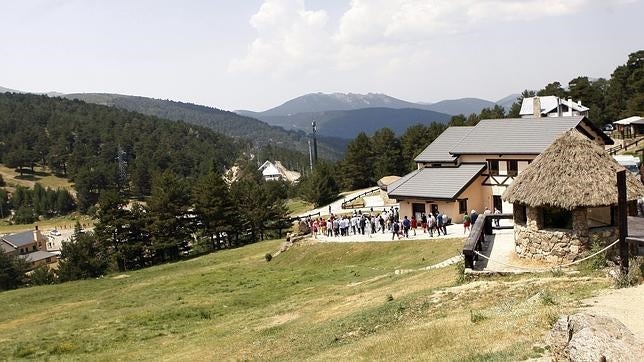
[470,310,487,323]
[578,240,607,272]
[264,253,273,262]
[29,265,57,286]
[614,257,643,288]
[454,259,467,285]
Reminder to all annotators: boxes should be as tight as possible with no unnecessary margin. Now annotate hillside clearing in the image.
[0,164,73,191]
[0,237,612,360]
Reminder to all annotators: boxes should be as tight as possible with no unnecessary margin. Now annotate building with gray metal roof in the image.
[388,164,485,200]
[391,115,613,224]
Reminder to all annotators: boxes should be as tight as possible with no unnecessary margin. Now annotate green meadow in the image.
[0,237,609,361]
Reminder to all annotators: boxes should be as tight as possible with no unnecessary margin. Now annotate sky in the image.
[1,0,643,111]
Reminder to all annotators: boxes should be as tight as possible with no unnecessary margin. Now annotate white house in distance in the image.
[520,96,589,118]
[258,161,301,183]
[387,113,612,223]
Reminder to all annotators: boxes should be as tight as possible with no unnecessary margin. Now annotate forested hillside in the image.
[0,93,242,210]
[64,93,344,160]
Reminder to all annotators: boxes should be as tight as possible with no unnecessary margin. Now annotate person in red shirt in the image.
[411,215,417,236]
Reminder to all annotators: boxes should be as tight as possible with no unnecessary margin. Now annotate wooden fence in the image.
[462,213,513,269]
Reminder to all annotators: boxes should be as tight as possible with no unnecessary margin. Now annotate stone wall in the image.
[514,224,618,263]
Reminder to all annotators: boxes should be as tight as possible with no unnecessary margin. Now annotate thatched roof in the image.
[377,176,401,191]
[503,130,644,209]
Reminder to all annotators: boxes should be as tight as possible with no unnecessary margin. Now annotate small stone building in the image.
[503,130,644,262]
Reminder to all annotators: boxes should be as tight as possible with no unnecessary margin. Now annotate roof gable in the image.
[414,127,474,163]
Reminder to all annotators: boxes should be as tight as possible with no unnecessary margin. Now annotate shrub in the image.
[30,265,58,286]
[470,310,487,323]
[265,253,273,262]
[455,259,467,285]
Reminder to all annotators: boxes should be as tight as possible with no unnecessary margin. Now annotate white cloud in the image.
[229,0,636,75]
[228,0,331,74]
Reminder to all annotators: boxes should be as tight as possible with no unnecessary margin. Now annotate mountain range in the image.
[237,92,520,135]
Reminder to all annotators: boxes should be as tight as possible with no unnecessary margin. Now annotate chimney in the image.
[556,97,562,117]
[532,97,541,118]
[567,98,574,116]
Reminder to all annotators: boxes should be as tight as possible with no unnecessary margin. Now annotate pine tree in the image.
[300,161,339,207]
[371,128,405,180]
[340,132,374,189]
[192,171,238,250]
[57,232,109,281]
[147,170,192,262]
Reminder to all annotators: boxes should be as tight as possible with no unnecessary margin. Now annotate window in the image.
[514,204,527,225]
[507,160,518,176]
[587,207,613,228]
[488,160,499,176]
[543,207,573,229]
[458,199,468,214]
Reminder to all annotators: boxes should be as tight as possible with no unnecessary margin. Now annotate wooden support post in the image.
[617,170,629,275]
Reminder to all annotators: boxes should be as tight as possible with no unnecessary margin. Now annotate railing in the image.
[462,213,514,269]
[287,211,320,222]
[608,136,644,155]
[341,187,380,209]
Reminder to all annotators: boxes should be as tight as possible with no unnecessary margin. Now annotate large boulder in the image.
[547,313,644,361]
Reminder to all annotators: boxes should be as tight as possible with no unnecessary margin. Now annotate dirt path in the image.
[581,283,644,339]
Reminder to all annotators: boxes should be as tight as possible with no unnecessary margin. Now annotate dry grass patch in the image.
[0,164,73,191]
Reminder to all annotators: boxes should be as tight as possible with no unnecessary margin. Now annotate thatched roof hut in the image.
[503,129,644,263]
[503,129,644,209]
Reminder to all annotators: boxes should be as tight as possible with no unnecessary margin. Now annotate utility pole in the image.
[308,138,313,172]
[312,120,318,166]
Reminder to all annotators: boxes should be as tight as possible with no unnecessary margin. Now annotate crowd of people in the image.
[306,207,453,240]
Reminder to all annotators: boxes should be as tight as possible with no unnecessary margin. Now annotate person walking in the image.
[428,213,437,237]
[494,207,501,227]
[463,212,471,234]
[402,216,411,238]
[421,213,428,233]
[470,210,479,225]
[436,212,444,237]
[441,213,448,235]
[411,215,417,236]
[392,220,400,240]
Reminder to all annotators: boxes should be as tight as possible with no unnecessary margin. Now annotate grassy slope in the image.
[0,165,73,191]
[0,238,609,361]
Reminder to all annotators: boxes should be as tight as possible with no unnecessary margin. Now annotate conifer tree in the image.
[192,170,238,249]
[147,170,192,262]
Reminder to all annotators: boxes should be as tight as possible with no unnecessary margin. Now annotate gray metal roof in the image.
[1,230,36,248]
[449,116,599,155]
[387,164,486,200]
[1,240,15,253]
[414,127,474,163]
[19,250,57,263]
